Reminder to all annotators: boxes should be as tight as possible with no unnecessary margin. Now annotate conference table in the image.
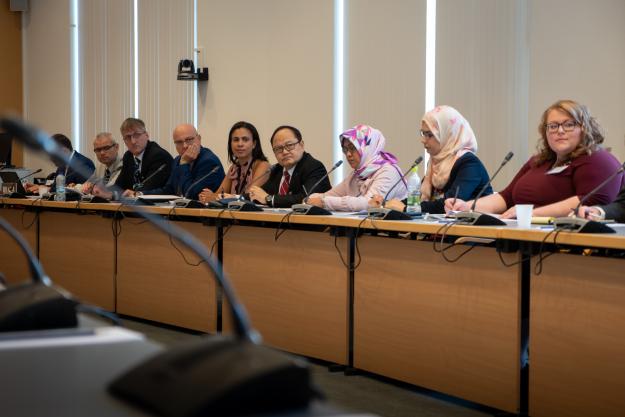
[2,197,625,417]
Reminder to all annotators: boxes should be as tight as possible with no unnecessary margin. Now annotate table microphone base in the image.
[228,200,263,212]
[553,217,615,234]
[173,198,205,209]
[291,203,332,215]
[109,336,316,417]
[366,207,413,220]
[449,211,506,226]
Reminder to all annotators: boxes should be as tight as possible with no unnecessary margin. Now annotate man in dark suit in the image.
[141,123,225,199]
[94,118,173,199]
[26,133,95,193]
[248,125,331,208]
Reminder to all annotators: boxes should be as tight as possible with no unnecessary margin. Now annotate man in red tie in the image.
[248,125,331,208]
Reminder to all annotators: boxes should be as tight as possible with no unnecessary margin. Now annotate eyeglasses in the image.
[272,139,301,154]
[341,144,358,154]
[545,120,578,133]
[93,144,116,153]
[122,131,146,141]
[420,130,435,139]
[173,136,197,147]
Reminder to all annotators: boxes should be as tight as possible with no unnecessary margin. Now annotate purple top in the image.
[499,150,624,208]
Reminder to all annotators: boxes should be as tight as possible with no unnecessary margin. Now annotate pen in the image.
[451,185,459,208]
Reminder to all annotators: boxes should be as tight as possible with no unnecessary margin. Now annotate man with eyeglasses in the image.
[248,125,331,208]
[79,132,122,194]
[93,118,173,199]
[134,123,224,199]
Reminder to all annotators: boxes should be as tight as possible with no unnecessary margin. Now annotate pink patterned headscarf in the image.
[340,124,399,180]
[421,106,478,201]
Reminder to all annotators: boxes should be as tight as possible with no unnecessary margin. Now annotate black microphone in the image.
[184,165,220,199]
[553,161,625,234]
[291,160,343,215]
[383,156,423,204]
[18,168,43,181]
[244,163,279,193]
[367,156,424,221]
[133,163,167,191]
[1,115,316,417]
[171,166,221,208]
[227,165,280,212]
[451,151,514,226]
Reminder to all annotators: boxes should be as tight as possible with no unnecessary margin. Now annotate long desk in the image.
[3,198,625,416]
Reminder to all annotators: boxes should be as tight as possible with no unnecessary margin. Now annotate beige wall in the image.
[0,0,23,166]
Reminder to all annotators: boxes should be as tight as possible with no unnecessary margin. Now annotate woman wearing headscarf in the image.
[373,105,491,214]
[307,124,406,212]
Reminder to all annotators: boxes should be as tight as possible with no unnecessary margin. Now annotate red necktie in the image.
[279,170,290,196]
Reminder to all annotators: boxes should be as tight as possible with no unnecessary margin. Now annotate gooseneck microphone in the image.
[133,163,167,191]
[291,160,343,215]
[0,116,315,417]
[19,168,43,181]
[553,161,625,234]
[171,165,221,208]
[367,156,424,221]
[451,151,514,226]
[383,156,423,204]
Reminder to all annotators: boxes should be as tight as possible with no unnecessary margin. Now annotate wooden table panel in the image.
[116,218,217,333]
[222,225,349,365]
[0,207,38,285]
[530,254,625,417]
[39,211,115,311]
[355,237,520,412]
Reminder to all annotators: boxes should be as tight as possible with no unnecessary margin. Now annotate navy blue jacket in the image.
[420,152,492,214]
[145,147,225,199]
[49,151,95,188]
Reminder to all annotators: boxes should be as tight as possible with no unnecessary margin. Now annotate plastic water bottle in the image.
[405,168,421,214]
[55,174,66,201]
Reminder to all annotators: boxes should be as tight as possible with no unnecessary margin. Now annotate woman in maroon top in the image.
[446,99,623,218]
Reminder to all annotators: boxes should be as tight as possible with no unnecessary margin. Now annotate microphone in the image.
[133,163,167,191]
[1,115,316,417]
[18,168,42,181]
[552,161,625,234]
[450,151,514,226]
[367,156,424,220]
[291,160,343,216]
[244,164,279,193]
[227,165,279,212]
[172,166,220,208]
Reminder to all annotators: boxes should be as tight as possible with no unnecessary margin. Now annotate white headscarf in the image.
[421,105,478,201]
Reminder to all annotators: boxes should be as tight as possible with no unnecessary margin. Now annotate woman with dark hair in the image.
[447,99,624,218]
[198,121,270,203]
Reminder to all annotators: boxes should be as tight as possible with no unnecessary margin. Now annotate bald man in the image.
[140,123,224,199]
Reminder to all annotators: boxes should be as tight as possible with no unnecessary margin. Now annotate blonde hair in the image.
[534,99,604,166]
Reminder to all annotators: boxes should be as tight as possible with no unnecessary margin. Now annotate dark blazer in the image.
[48,151,95,189]
[602,186,625,222]
[115,141,173,191]
[145,147,225,199]
[261,152,331,208]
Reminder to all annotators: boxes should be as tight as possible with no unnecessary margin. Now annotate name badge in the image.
[546,165,569,175]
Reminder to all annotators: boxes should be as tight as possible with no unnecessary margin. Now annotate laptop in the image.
[0,171,28,196]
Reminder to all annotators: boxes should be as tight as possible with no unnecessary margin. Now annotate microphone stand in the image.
[367,156,423,221]
[226,165,278,212]
[449,152,514,226]
[173,165,220,208]
[292,160,343,215]
[552,162,625,234]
